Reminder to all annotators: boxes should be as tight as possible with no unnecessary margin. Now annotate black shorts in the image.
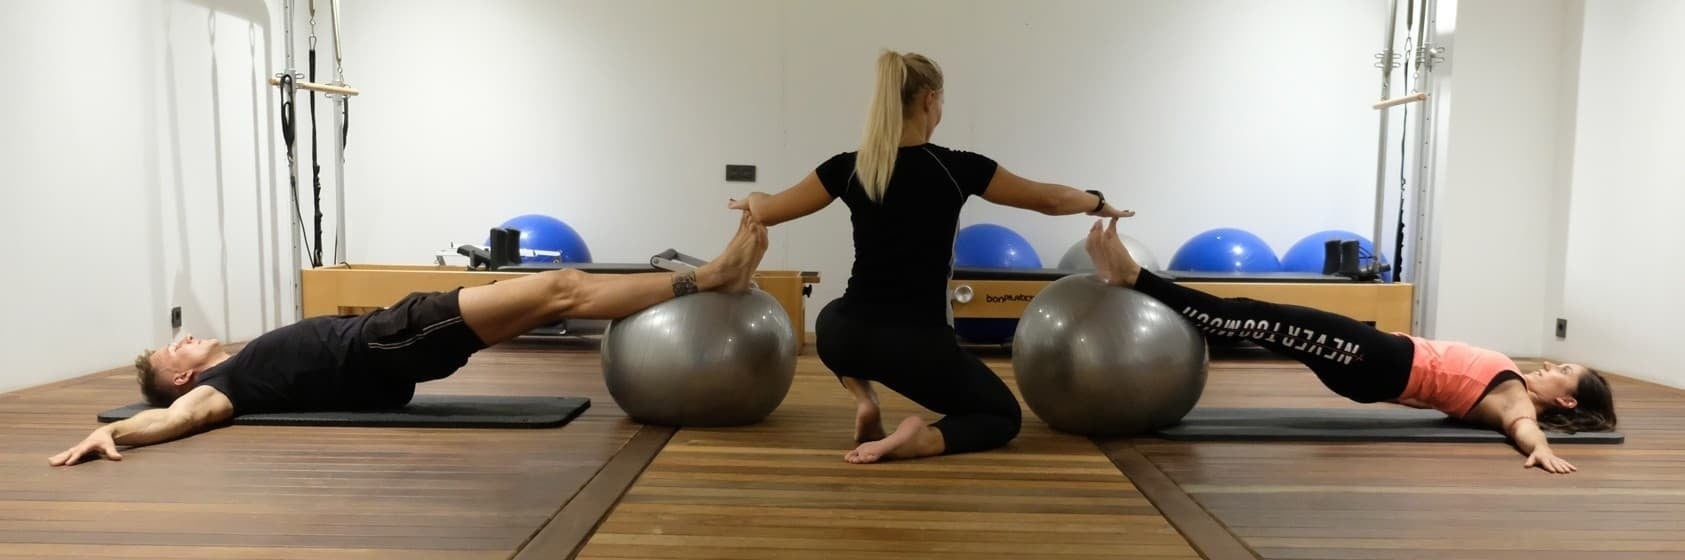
[359,289,488,384]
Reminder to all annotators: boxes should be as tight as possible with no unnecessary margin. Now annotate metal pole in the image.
[1409,0,1444,335]
[283,0,303,321]
[283,0,294,72]
[331,0,347,264]
[1373,0,1402,280]
[332,0,345,83]
[334,99,347,264]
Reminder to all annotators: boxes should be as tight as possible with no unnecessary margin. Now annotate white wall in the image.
[1417,0,1567,355]
[1545,0,1685,386]
[339,0,785,271]
[340,0,1392,328]
[964,0,1390,274]
[1541,0,1584,361]
[160,0,288,349]
[18,0,1559,391]
[0,2,162,392]
[0,0,285,392]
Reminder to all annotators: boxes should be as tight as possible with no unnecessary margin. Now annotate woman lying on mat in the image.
[728,50,1134,464]
[49,213,770,467]
[1083,217,1616,474]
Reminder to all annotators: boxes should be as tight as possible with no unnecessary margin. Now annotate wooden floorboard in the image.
[4,339,645,559]
[515,424,676,559]
[1138,356,1685,560]
[576,355,1201,560]
[1100,441,1259,560]
[13,335,1685,560]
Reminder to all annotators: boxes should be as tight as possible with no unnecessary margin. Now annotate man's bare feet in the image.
[1085,218,1141,287]
[844,415,945,464]
[697,212,769,293]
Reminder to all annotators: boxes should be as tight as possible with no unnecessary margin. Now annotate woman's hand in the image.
[727,192,769,211]
[1087,203,1135,219]
[1524,448,1578,474]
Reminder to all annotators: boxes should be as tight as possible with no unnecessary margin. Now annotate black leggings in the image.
[1134,271,1414,403]
[815,299,1022,454]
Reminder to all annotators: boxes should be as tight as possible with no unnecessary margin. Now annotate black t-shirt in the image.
[815,143,998,324]
[196,315,413,414]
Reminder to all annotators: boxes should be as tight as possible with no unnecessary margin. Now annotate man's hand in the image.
[46,386,235,467]
[49,429,122,466]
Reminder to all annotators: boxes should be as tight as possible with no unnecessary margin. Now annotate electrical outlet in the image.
[725,164,756,182]
[171,307,183,329]
[1555,318,1567,339]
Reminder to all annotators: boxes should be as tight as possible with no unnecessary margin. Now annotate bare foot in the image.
[838,376,884,442]
[743,215,769,291]
[845,416,944,464]
[698,212,768,293]
[1086,218,1141,287]
[1085,220,1115,283]
[1102,218,1142,287]
[855,401,885,443]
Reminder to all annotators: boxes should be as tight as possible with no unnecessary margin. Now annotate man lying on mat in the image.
[49,213,769,467]
[1083,217,1616,474]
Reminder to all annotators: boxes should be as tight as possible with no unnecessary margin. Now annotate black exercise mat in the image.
[98,395,590,429]
[1155,407,1623,443]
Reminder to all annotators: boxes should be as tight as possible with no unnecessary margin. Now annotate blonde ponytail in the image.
[855,50,944,203]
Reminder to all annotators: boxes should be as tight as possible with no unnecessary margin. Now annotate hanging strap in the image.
[307,0,323,267]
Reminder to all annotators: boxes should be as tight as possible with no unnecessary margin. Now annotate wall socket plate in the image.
[171,306,182,329]
[1555,318,1567,339]
[726,164,756,182]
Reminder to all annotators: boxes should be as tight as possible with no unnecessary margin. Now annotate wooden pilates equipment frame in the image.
[1372,92,1427,110]
[300,264,821,352]
[948,278,1415,334]
[269,76,360,97]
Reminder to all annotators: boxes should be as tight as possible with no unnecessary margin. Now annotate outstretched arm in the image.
[1507,415,1577,474]
[980,166,1134,218]
[1471,391,1577,474]
[48,385,234,467]
[728,171,834,227]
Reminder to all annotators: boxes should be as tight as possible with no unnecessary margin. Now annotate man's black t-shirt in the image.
[815,143,998,324]
[196,315,414,414]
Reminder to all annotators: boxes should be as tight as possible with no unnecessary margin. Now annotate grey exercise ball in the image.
[1012,274,1208,436]
[1057,235,1160,272]
[602,289,797,427]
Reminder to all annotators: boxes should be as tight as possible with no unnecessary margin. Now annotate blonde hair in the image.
[856,50,944,203]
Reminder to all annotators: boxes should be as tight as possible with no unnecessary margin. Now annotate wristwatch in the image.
[1085,190,1106,213]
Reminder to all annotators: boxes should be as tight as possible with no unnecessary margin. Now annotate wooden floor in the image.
[1139,356,1685,560]
[8,341,1684,559]
[1,341,643,560]
[577,352,1197,560]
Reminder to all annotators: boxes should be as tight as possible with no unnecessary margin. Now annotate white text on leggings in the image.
[1181,309,1362,365]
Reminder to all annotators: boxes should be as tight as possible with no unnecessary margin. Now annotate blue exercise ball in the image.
[494,214,592,264]
[1281,230,1393,281]
[953,224,1041,344]
[955,224,1042,270]
[1168,228,1281,273]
